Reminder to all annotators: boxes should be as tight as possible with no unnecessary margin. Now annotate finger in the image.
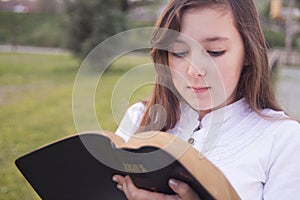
[112,174,126,191]
[168,179,200,200]
[116,184,124,191]
[123,176,179,200]
[123,175,140,199]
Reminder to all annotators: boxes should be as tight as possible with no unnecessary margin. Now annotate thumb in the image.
[168,179,201,200]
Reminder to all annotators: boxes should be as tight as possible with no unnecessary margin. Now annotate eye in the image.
[207,50,225,57]
[171,50,189,58]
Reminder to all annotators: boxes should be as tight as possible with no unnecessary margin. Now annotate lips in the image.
[188,86,210,93]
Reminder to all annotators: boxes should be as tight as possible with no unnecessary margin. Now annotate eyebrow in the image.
[174,36,229,44]
[202,37,229,43]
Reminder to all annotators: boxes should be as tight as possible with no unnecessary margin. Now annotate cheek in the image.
[168,58,190,83]
[170,69,187,89]
[168,56,189,69]
[217,63,243,93]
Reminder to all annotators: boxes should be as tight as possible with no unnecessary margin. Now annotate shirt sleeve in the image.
[263,120,300,199]
[115,102,146,142]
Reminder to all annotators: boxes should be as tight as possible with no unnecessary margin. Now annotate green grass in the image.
[0,52,152,199]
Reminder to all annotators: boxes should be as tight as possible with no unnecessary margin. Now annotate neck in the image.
[198,109,211,121]
[197,98,238,121]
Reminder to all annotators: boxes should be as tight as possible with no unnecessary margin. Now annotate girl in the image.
[113,0,300,199]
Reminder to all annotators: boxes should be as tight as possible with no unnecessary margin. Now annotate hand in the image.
[112,175,201,200]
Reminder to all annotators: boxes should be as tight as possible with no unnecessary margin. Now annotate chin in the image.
[187,98,228,112]
[188,101,213,111]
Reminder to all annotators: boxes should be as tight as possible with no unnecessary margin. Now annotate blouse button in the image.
[188,138,195,145]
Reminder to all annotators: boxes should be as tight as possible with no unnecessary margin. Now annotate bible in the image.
[15,130,240,200]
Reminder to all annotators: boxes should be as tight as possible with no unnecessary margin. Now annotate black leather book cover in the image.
[15,133,215,200]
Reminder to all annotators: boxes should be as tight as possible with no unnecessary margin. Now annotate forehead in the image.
[178,7,237,43]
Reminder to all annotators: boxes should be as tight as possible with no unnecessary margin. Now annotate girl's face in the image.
[168,7,246,112]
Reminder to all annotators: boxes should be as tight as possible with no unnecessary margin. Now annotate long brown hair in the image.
[137,0,283,132]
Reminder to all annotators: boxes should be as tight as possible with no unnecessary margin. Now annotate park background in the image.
[0,0,300,199]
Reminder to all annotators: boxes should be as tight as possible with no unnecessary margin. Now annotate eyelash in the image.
[171,50,225,58]
[207,50,226,57]
[171,51,189,58]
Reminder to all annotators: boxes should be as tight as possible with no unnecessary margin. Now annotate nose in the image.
[187,55,207,77]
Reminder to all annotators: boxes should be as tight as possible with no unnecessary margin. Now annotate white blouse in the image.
[115,99,300,200]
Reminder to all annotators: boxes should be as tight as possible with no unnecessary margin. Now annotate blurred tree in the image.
[64,0,126,58]
[285,0,295,57]
[121,0,129,11]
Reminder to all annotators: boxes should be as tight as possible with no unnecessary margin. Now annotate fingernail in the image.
[117,184,123,191]
[169,178,178,187]
[112,176,118,183]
